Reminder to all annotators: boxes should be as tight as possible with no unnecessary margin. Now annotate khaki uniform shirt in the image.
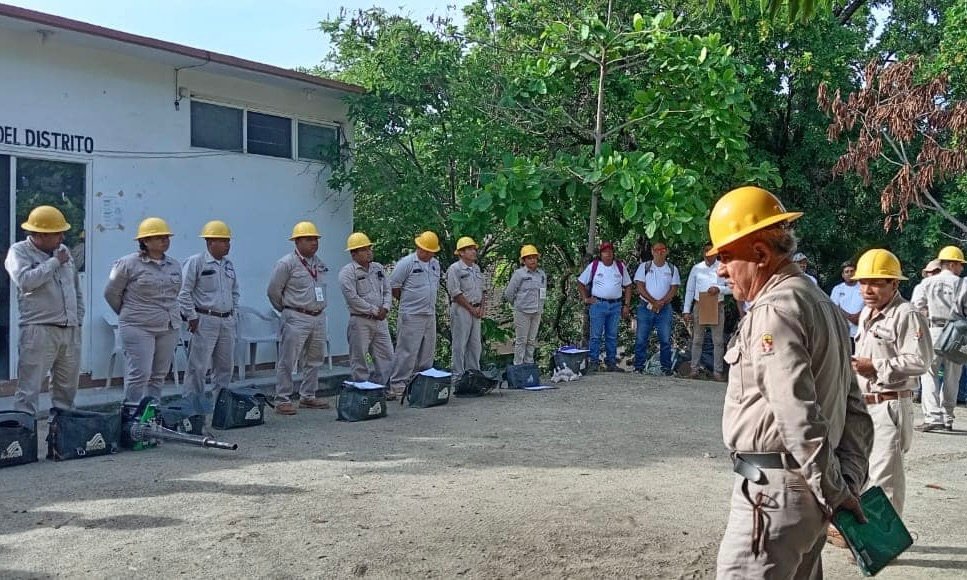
[912,270,967,338]
[504,266,546,314]
[104,252,182,331]
[446,260,485,305]
[267,251,328,312]
[339,260,391,316]
[5,238,83,326]
[855,292,932,394]
[390,252,440,315]
[178,251,239,320]
[722,264,873,512]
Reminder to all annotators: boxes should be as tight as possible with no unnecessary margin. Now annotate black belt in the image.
[732,452,800,484]
[197,308,233,318]
[351,312,379,320]
[285,306,322,317]
[38,323,70,328]
[595,297,622,303]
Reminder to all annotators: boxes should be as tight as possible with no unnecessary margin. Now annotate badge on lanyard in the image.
[315,286,325,302]
[539,288,547,299]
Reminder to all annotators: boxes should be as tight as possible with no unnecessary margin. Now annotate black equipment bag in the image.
[47,407,121,461]
[404,374,451,408]
[935,318,967,364]
[337,384,388,422]
[504,363,542,389]
[158,400,206,436]
[0,411,38,468]
[454,369,500,397]
[212,387,268,430]
[553,350,588,375]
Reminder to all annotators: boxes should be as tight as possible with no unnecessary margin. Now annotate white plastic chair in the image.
[103,312,123,388]
[234,306,282,380]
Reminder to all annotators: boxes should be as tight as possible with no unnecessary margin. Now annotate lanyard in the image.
[296,251,318,280]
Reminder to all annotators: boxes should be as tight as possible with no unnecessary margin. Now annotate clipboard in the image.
[697,291,719,325]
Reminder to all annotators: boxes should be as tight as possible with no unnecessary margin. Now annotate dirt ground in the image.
[2,374,966,579]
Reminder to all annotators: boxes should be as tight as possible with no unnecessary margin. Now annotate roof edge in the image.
[0,3,364,95]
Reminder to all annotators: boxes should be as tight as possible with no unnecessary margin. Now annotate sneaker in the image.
[914,423,944,432]
[606,364,625,373]
[275,401,297,415]
[299,397,331,409]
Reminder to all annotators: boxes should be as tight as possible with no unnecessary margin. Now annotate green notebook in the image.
[832,486,913,576]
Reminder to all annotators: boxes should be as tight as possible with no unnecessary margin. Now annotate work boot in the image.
[275,401,297,416]
[587,362,600,374]
[914,422,943,433]
[713,372,726,382]
[606,364,625,373]
[300,397,331,409]
[688,368,700,379]
[826,525,848,549]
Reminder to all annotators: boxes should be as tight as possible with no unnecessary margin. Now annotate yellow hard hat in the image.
[22,205,70,233]
[853,249,907,281]
[199,220,232,239]
[937,245,966,263]
[135,217,173,240]
[520,244,539,259]
[289,221,321,240]
[414,230,441,253]
[707,186,803,255]
[454,236,478,254]
[346,232,373,251]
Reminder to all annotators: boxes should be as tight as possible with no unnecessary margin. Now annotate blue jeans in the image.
[635,303,672,371]
[588,300,622,365]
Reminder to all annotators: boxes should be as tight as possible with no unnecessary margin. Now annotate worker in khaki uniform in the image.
[267,221,330,415]
[339,232,394,389]
[178,221,240,414]
[104,218,182,404]
[848,250,931,519]
[911,259,941,404]
[503,245,546,365]
[913,245,967,432]
[447,236,487,378]
[709,187,873,579]
[388,231,441,396]
[4,206,83,415]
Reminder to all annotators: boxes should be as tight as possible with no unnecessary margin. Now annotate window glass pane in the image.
[298,123,338,162]
[190,101,243,151]
[248,112,292,158]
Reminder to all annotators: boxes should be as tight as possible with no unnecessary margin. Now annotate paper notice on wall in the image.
[97,192,123,231]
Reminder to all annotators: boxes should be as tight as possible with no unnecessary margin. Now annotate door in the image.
[5,156,87,379]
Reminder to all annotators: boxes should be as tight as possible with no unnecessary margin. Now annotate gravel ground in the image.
[1,374,966,579]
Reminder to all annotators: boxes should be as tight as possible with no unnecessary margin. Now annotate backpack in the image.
[637,260,679,281]
[588,259,626,294]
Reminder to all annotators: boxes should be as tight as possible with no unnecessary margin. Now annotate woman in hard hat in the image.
[447,236,486,377]
[104,217,183,403]
[503,245,546,365]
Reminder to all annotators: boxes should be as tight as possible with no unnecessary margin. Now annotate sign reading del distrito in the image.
[0,125,95,154]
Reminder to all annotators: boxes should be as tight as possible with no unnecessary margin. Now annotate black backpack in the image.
[454,369,501,396]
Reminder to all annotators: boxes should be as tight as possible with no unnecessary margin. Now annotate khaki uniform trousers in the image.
[120,324,179,403]
[690,303,725,373]
[921,355,962,427]
[183,314,236,400]
[275,309,327,402]
[347,315,394,385]
[866,398,913,516]
[15,325,81,415]
[450,304,481,377]
[513,310,541,365]
[717,469,826,580]
[390,312,436,392]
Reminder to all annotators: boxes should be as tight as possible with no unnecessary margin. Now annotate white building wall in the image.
[0,27,353,378]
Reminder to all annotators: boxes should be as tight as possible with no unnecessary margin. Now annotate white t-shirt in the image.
[578,261,631,300]
[830,281,864,337]
[634,261,681,300]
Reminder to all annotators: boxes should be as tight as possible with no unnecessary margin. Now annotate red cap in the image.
[599,242,614,253]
